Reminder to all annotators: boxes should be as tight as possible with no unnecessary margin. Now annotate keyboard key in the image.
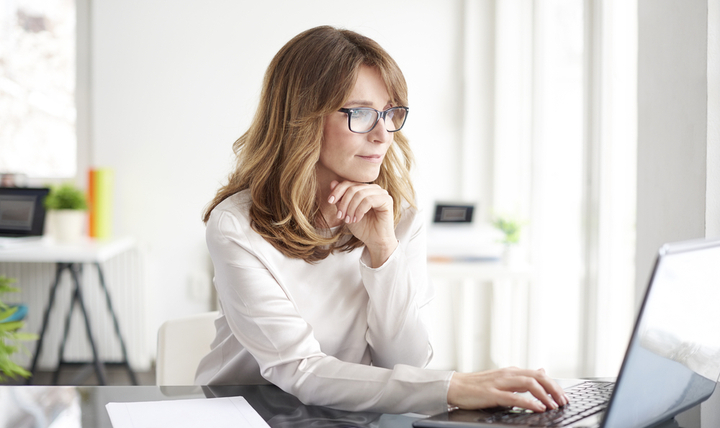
[481,381,612,426]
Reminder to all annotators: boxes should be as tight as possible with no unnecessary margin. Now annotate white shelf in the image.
[428,260,533,282]
[0,236,136,264]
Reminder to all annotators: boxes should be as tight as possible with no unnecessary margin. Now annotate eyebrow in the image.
[343,99,393,108]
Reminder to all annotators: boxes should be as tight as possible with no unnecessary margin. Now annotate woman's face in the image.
[318,65,394,185]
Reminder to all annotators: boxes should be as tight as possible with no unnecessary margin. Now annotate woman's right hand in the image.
[326,180,398,267]
[447,367,569,413]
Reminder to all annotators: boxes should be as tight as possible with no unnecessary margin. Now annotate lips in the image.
[357,154,383,163]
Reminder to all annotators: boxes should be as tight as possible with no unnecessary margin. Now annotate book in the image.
[88,168,113,239]
[105,396,270,428]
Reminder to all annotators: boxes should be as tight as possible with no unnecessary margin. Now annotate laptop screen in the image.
[603,240,720,428]
[0,187,50,237]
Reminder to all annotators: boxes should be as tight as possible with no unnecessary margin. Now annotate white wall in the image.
[637,1,719,423]
[708,0,720,240]
[89,0,466,363]
[636,0,718,300]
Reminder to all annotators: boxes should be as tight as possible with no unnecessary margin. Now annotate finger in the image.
[351,196,378,223]
[345,192,368,223]
[494,390,547,413]
[498,375,558,411]
[345,188,388,223]
[520,369,565,408]
[350,194,387,223]
[327,180,348,205]
[334,183,383,223]
[342,187,367,223]
[532,368,568,406]
[525,378,560,410]
[334,184,361,222]
[327,181,356,219]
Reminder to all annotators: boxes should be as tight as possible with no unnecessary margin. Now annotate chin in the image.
[355,172,381,184]
[342,167,381,184]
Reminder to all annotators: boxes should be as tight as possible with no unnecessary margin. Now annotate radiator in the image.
[0,247,150,372]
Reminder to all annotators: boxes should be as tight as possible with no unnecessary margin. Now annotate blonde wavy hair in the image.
[203,26,415,262]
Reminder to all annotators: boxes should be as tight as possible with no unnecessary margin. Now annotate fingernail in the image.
[345,215,351,223]
[328,195,335,204]
[337,211,343,219]
[352,216,357,223]
[564,394,570,404]
[538,404,547,412]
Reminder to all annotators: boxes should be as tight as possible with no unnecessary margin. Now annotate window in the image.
[491,0,637,377]
[0,0,77,178]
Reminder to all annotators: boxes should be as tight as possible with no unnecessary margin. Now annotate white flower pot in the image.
[49,210,86,243]
[502,244,524,266]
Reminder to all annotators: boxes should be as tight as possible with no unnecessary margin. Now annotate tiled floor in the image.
[1,364,156,386]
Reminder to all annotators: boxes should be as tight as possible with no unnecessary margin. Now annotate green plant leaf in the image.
[0,356,31,380]
[44,183,88,210]
[0,285,19,294]
[0,275,36,379]
[10,332,38,342]
[0,306,18,322]
[492,216,523,244]
[0,321,23,331]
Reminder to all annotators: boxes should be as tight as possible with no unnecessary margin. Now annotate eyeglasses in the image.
[338,106,409,134]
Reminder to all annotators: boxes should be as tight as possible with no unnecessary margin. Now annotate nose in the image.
[368,116,391,144]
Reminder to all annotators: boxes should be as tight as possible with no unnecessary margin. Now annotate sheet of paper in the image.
[105,396,269,428]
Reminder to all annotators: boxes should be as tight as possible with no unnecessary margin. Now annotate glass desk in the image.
[0,383,716,428]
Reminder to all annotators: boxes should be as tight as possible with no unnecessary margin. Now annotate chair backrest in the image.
[156,311,219,385]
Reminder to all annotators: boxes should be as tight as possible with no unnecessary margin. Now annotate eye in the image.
[352,109,375,125]
[351,109,372,120]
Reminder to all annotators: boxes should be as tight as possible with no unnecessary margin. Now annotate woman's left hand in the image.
[327,180,398,267]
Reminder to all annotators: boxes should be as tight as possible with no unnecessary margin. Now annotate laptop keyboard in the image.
[481,381,614,427]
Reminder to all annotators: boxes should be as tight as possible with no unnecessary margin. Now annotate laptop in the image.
[0,187,50,237]
[415,237,720,428]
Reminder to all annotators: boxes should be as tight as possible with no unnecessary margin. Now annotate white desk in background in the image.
[427,260,533,373]
[0,237,138,385]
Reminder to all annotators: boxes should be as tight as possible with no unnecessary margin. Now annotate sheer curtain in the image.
[463,0,637,378]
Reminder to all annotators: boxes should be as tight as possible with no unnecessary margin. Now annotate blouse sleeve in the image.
[359,207,435,369]
[206,207,451,415]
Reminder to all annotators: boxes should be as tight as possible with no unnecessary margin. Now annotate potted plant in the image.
[492,216,524,265]
[0,275,37,381]
[44,183,88,243]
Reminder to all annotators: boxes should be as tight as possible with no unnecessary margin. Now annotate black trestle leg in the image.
[95,262,138,385]
[52,273,78,385]
[68,264,107,385]
[26,263,66,385]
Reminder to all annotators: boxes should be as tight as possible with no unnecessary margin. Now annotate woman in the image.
[196,25,567,415]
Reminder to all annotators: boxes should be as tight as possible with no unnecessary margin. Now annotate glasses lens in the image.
[349,109,378,133]
[385,107,407,132]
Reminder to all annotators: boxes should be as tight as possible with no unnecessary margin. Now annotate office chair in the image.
[155,311,219,385]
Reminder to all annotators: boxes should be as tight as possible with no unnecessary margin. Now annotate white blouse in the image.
[195,190,452,414]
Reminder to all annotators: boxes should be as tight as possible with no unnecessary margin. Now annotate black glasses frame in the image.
[338,106,409,134]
